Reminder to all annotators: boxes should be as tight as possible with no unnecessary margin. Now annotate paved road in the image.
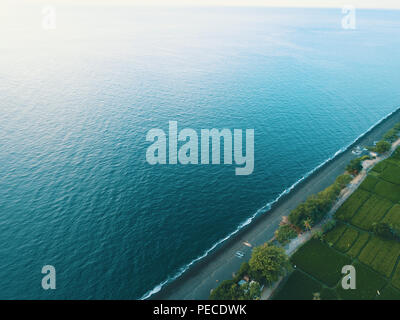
[151,107,400,300]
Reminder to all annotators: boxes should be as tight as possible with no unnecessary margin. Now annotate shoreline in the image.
[148,106,400,300]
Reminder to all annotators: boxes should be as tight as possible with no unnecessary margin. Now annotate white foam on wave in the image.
[140,106,400,300]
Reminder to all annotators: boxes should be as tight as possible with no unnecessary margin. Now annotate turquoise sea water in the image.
[1,3,400,299]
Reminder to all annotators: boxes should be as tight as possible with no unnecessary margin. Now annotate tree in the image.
[275,224,297,245]
[235,262,250,281]
[288,203,308,228]
[322,219,336,233]
[241,281,262,300]
[210,280,236,300]
[249,243,289,285]
[304,218,313,231]
[334,174,352,189]
[346,158,363,175]
[288,174,350,230]
[375,140,391,154]
[313,230,324,241]
[384,129,399,143]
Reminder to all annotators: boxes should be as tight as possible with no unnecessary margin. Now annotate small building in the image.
[238,280,247,286]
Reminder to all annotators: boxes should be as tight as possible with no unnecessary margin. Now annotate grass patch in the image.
[324,223,346,247]
[376,285,400,300]
[380,163,400,186]
[272,270,321,300]
[391,147,400,160]
[347,232,370,258]
[371,160,388,173]
[359,175,380,192]
[335,189,371,222]
[334,227,359,252]
[336,262,386,300]
[391,263,400,290]
[359,236,400,277]
[320,287,338,300]
[385,158,400,168]
[291,239,351,287]
[382,204,400,234]
[350,194,393,230]
[374,180,400,203]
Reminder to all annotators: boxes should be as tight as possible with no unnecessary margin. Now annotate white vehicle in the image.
[235,251,245,258]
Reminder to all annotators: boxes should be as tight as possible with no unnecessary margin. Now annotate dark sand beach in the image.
[151,107,400,300]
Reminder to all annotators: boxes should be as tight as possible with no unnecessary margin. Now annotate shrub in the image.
[334,174,352,189]
[384,128,399,143]
[210,275,262,300]
[275,224,297,245]
[372,222,399,241]
[375,140,391,154]
[346,158,363,174]
[322,219,337,233]
[312,231,324,241]
[361,155,371,160]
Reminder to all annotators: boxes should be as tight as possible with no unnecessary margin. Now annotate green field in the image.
[272,270,321,300]
[335,189,371,222]
[382,204,400,233]
[391,263,400,290]
[291,239,351,287]
[359,175,380,192]
[347,232,369,258]
[324,223,346,246]
[273,147,400,300]
[377,285,400,300]
[380,163,400,185]
[373,180,400,203]
[334,228,359,252]
[358,236,400,277]
[336,262,386,300]
[350,194,393,230]
[371,160,388,173]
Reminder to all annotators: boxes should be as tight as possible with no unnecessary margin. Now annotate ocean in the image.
[1,3,400,299]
